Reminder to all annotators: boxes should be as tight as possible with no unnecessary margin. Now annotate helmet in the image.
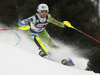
[37,3,49,13]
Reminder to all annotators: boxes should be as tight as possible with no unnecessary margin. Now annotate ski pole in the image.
[0,25,30,31]
[63,21,100,43]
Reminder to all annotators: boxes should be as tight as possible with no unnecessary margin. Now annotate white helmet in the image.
[37,3,49,13]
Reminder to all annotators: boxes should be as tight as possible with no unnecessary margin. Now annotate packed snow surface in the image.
[0,24,99,75]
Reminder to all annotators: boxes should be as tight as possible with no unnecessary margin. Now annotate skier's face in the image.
[40,13,47,18]
[40,10,48,18]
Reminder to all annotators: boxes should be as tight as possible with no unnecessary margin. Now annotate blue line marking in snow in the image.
[15,32,21,46]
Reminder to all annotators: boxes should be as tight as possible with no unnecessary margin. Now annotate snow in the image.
[0,24,99,75]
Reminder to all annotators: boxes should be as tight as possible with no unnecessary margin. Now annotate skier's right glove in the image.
[18,25,30,30]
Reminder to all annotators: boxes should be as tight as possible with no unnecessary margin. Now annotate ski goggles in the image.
[40,10,48,14]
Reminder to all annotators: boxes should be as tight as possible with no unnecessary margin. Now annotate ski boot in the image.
[61,59,75,66]
[39,51,47,57]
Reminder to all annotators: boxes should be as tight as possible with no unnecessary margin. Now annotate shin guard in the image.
[34,36,49,53]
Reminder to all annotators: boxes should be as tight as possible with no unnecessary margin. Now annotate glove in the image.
[18,25,30,30]
[63,23,68,28]
[63,21,74,28]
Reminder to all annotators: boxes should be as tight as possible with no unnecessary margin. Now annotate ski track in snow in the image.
[0,24,99,75]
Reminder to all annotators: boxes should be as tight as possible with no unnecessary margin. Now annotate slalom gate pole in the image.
[0,25,30,31]
[63,21,100,43]
[0,28,18,31]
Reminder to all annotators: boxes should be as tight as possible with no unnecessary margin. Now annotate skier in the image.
[18,3,65,57]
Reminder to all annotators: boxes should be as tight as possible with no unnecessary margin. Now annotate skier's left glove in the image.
[63,21,74,28]
[63,23,68,28]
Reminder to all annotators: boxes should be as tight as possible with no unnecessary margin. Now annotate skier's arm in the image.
[18,15,36,27]
[18,18,31,30]
[48,14,65,28]
[18,18,30,27]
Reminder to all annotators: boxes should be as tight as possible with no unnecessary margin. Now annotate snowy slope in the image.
[0,24,99,75]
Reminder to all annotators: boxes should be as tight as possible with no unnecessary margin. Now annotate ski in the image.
[61,59,75,66]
